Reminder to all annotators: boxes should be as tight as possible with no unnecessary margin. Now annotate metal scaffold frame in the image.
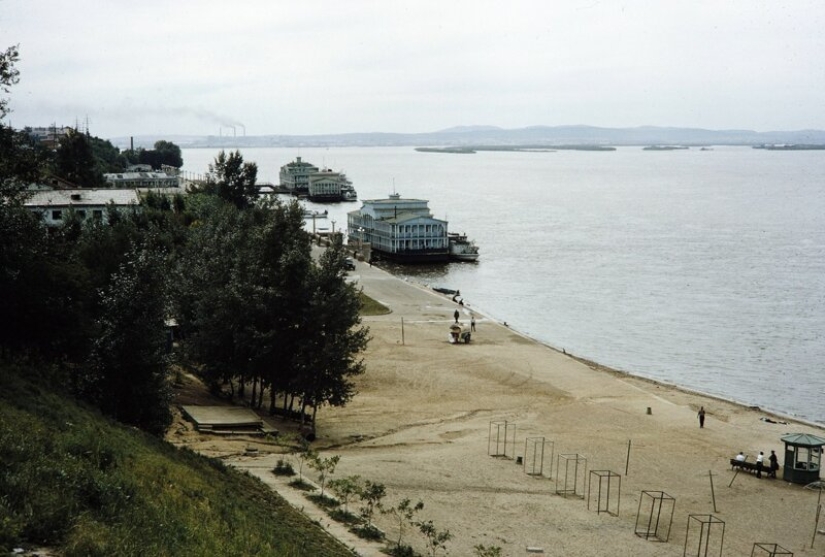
[683,514,725,557]
[524,437,552,477]
[587,470,621,516]
[488,420,516,459]
[555,453,587,498]
[635,490,675,542]
[751,543,793,557]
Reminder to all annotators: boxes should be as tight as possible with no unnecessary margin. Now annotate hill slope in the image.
[0,365,354,557]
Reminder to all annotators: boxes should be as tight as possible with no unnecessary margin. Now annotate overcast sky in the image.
[3,1,824,138]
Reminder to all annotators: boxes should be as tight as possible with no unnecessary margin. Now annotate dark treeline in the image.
[2,54,368,435]
[1,139,368,436]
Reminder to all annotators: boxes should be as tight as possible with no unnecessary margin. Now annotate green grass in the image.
[0,364,355,556]
[359,292,391,316]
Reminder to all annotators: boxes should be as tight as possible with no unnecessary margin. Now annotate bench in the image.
[730,459,775,476]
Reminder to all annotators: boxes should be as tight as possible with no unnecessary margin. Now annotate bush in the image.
[272,459,295,476]
[351,524,384,541]
[389,543,418,557]
[328,508,360,525]
[307,493,338,509]
[288,478,315,491]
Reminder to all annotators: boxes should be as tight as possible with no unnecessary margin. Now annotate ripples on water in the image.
[184,146,825,424]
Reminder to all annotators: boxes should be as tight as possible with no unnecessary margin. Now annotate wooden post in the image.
[625,440,631,475]
[401,317,405,345]
[709,470,717,512]
[812,503,822,549]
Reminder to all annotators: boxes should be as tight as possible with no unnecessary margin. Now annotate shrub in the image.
[350,524,384,541]
[272,459,295,476]
[288,478,316,491]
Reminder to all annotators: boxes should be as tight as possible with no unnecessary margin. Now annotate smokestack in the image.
[130,136,134,151]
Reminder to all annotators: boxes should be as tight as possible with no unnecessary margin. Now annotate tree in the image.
[1,44,20,119]
[89,135,130,173]
[152,140,183,168]
[1,45,49,193]
[415,519,452,557]
[308,453,340,497]
[79,246,172,435]
[1,126,50,197]
[53,128,105,187]
[383,498,424,550]
[328,475,361,516]
[297,234,369,430]
[357,481,386,530]
[207,150,258,209]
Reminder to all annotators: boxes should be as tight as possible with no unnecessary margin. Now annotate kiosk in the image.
[781,433,825,485]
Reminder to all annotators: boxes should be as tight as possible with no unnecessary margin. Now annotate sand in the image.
[170,259,825,557]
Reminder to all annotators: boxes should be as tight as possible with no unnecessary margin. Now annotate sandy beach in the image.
[174,257,824,556]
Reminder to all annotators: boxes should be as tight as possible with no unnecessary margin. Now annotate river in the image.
[183,145,825,425]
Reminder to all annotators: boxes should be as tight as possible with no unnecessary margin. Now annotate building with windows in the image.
[308,169,344,201]
[24,189,141,227]
[279,157,319,194]
[104,170,180,189]
[347,193,450,262]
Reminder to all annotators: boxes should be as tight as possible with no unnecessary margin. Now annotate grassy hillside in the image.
[0,364,354,557]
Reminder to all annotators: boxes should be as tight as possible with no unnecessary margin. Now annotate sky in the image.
[2,0,825,138]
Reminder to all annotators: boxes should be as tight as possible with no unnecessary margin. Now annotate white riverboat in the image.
[347,193,479,263]
[448,232,479,261]
[279,157,358,202]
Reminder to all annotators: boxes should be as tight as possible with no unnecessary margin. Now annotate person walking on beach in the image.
[454,309,460,324]
[768,450,778,478]
[698,406,706,428]
[756,451,764,478]
[470,315,476,332]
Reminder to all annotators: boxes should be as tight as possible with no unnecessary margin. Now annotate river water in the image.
[183,146,825,425]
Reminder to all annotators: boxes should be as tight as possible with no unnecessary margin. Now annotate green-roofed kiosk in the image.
[781,433,825,485]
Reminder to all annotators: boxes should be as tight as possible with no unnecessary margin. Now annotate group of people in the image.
[734,449,780,478]
[451,290,476,332]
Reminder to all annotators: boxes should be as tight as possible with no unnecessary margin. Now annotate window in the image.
[93,210,103,219]
[51,209,62,220]
[77,210,86,218]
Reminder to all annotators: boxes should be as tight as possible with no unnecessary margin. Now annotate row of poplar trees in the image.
[177,172,370,431]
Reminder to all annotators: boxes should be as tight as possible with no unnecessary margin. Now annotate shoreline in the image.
[319,258,825,555]
[387,266,823,430]
[211,252,825,556]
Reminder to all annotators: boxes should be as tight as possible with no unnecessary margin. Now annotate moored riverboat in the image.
[448,232,479,261]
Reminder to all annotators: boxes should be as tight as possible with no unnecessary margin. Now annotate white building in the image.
[347,193,450,262]
[104,171,180,189]
[308,169,343,201]
[24,189,141,227]
[279,157,319,193]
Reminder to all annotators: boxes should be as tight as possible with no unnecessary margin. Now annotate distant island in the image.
[643,145,690,151]
[415,145,613,154]
[753,144,825,151]
[415,147,477,154]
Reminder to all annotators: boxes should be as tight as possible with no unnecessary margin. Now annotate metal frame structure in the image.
[587,470,621,516]
[635,490,675,542]
[488,420,516,459]
[524,437,552,477]
[751,543,793,557]
[684,514,725,557]
[555,453,587,498]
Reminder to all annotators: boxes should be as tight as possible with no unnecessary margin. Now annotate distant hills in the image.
[111,125,825,150]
